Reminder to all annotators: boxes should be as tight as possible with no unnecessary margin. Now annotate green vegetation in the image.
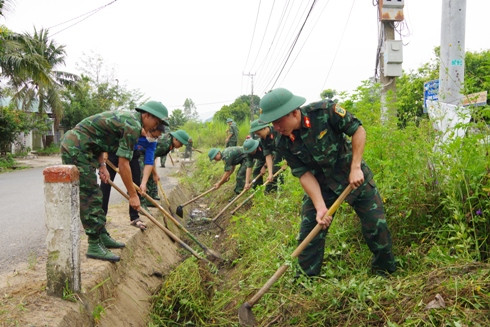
[150,69,489,326]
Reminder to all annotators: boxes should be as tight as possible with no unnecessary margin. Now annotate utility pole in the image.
[377,0,404,122]
[380,21,396,122]
[426,0,468,145]
[243,72,256,122]
[439,0,466,105]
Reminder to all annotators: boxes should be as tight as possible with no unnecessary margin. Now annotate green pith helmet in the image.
[136,101,170,126]
[226,118,233,123]
[249,119,269,133]
[243,138,259,154]
[258,88,306,123]
[170,129,190,145]
[208,148,220,161]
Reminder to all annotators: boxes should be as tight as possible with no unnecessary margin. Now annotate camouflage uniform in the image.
[245,143,266,188]
[184,139,193,159]
[275,100,396,276]
[226,123,238,147]
[221,146,248,194]
[259,126,284,193]
[150,133,175,199]
[60,110,141,239]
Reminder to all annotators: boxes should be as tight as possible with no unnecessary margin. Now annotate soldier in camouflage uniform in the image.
[60,101,169,262]
[250,119,284,193]
[242,138,266,190]
[208,146,247,195]
[225,118,238,147]
[101,128,160,230]
[184,137,193,159]
[259,88,396,277]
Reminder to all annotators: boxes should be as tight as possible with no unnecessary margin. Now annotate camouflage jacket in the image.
[221,146,247,171]
[275,100,373,193]
[260,126,280,157]
[227,123,238,142]
[245,145,266,169]
[61,110,142,160]
[154,134,173,157]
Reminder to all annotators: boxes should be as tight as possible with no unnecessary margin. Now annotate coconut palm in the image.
[4,28,79,145]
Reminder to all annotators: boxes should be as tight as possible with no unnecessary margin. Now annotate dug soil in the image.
[0,156,205,327]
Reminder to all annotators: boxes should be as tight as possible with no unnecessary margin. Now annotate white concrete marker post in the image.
[43,165,81,297]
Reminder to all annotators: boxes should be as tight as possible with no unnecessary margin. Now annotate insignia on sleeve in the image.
[318,130,327,139]
[334,104,346,117]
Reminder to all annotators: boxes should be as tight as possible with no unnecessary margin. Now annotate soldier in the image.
[249,119,284,193]
[259,88,396,277]
[60,101,169,262]
[184,137,193,159]
[101,128,160,231]
[225,118,238,147]
[242,138,266,190]
[158,125,172,168]
[208,146,247,195]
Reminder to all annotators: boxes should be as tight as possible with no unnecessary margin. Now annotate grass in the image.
[149,110,489,326]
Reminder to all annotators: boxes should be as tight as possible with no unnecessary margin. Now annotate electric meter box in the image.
[384,40,403,77]
[379,0,404,21]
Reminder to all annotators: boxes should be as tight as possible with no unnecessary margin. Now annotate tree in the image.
[321,89,337,100]
[2,28,78,145]
[168,109,188,130]
[213,95,252,123]
[183,98,199,121]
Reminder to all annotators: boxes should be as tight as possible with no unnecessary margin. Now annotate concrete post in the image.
[43,165,81,297]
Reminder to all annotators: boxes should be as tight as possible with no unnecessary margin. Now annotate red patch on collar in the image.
[304,116,311,128]
[289,134,296,142]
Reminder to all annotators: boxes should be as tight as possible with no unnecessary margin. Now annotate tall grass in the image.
[150,103,489,326]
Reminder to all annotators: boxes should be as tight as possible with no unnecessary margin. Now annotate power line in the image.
[266,0,319,91]
[321,0,356,90]
[49,0,118,37]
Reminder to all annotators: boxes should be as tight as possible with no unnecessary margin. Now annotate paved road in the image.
[0,154,182,273]
[0,165,126,273]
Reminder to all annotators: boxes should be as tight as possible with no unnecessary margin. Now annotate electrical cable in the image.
[260,0,318,93]
[321,0,356,90]
[278,0,332,86]
[49,0,118,37]
[255,0,309,92]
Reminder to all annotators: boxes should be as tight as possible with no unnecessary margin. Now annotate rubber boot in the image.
[100,232,125,248]
[86,238,120,262]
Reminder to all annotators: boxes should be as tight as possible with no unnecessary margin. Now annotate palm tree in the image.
[3,28,79,145]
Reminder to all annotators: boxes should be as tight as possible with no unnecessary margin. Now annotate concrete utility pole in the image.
[243,72,256,122]
[377,0,404,122]
[380,22,396,122]
[439,0,466,105]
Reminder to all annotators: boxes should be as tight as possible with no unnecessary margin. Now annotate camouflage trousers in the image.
[61,145,108,239]
[225,140,237,148]
[298,179,396,276]
[234,163,247,194]
[100,152,144,222]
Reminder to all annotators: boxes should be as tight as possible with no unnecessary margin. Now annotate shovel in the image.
[106,160,222,261]
[230,165,287,216]
[176,186,217,218]
[106,178,213,265]
[209,172,265,229]
[238,185,353,327]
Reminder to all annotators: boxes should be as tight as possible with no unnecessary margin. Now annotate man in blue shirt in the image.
[101,128,160,230]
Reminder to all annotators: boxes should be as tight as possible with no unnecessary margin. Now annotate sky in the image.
[2,0,489,121]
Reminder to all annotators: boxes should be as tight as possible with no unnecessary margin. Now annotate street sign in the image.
[424,79,439,112]
[462,91,487,107]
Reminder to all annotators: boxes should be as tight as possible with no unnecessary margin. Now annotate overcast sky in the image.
[2,0,489,120]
